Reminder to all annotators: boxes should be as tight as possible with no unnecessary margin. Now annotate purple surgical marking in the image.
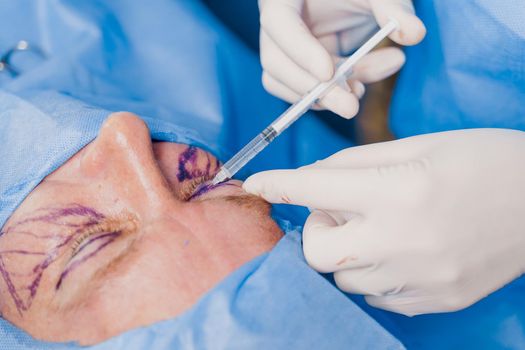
[12,205,103,228]
[55,232,120,290]
[188,181,237,201]
[176,146,229,200]
[0,204,113,315]
[177,146,217,182]
[0,250,46,256]
[70,232,120,260]
[0,256,24,316]
[177,146,198,181]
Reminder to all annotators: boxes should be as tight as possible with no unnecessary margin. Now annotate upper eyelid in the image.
[180,175,213,201]
[69,214,138,258]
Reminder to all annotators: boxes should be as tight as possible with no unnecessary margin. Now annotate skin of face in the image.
[0,112,283,345]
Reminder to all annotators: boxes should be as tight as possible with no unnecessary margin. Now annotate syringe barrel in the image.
[221,127,276,177]
[271,82,331,133]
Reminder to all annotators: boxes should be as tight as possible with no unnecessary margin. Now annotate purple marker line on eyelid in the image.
[56,234,119,290]
[71,231,121,260]
[188,181,237,201]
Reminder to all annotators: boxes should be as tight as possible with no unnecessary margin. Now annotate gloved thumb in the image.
[243,167,402,212]
[370,0,426,45]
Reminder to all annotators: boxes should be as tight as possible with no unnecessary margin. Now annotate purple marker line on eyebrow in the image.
[71,232,121,260]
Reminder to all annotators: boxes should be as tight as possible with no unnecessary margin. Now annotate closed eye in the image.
[57,214,138,290]
[180,174,214,201]
[69,216,135,259]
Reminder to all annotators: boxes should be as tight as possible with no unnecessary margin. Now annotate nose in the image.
[80,112,182,215]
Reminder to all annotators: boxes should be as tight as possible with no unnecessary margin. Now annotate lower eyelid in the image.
[93,239,138,280]
[188,181,240,201]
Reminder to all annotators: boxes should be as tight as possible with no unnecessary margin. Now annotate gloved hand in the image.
[258,0,426,119]
[244,129,525,316]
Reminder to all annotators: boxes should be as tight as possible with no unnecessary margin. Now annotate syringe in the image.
[211,19,399,186]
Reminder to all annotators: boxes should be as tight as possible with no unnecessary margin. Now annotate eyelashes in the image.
[69,214,138,258]
[180,174,214,202]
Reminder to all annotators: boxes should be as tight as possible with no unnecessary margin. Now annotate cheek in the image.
[77,227,207,313]
[68,245,191,340]
[195,203,283,261]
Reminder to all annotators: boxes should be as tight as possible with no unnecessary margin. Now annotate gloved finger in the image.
[261,31,359,119]
[370,0,426,46]
[319,88,360,119]
[365,294,424,316]
[243,166,421,212]
[347,80,365,99]
[260,30,313,87]
[350,47,406,83]
[333,268,401,296]
[303,137,419,170]
[303,210,378,273]
[260,0,334,81]
[262,71,301,104]
[368,286,487,315]
[262,71,337,111]
[262,71,328,111]
[317,20,379,56]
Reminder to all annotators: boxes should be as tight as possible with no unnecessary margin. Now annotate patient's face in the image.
[0,113,282,345]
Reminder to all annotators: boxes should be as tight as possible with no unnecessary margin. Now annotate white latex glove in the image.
[258,0,426,119]
[244,129,525,316]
